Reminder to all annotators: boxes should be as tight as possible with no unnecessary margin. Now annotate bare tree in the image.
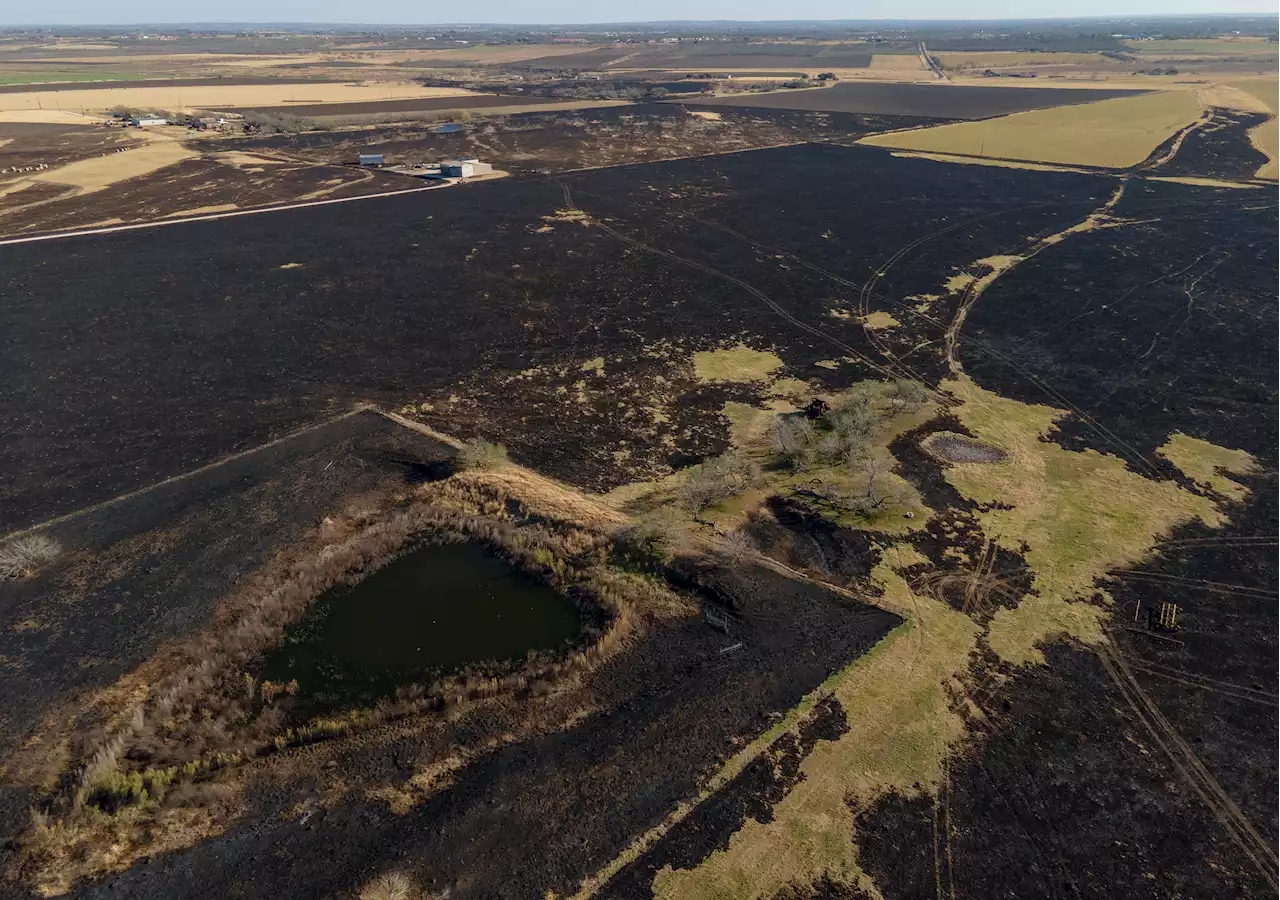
[455,438,509,471]
[771,416,816,469]
[855,457,898,511]
[360,872,415,900]
[720,529,755,563]
[678,452,761,512]
[0,535,60,580]
[890,379,930,412]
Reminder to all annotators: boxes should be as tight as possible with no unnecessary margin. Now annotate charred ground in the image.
[0,107,1275,900]
[0,143,1112,532]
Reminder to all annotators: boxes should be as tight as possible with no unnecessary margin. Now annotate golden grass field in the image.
[29,138,197,193]
[0,81,473,113]
[1227,76,1279,179]
[1126,37,1280,56]
[868,54,927,71]
[0,108,101,123]
[404,43,610,64]
[858,89,1202,169]
[935,50,1110,70]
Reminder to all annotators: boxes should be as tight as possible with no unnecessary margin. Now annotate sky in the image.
[3,0,1277,25]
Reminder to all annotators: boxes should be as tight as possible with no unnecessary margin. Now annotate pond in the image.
[262,541,582,708]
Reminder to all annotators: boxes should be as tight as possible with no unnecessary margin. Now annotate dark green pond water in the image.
[263,542,582,706]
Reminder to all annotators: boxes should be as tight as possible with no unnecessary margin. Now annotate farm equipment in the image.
[1124,600,1183,645]
[1147,601,1179,633]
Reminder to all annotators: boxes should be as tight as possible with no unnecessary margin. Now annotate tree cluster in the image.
[770,380,930,516]
[677,451,762,513]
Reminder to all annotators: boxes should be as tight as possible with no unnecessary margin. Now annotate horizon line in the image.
[3,13,1278,27]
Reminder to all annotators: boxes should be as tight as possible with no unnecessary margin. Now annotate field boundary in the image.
[555,138,808,174]
[372,408,465,450]
[0,405,374,544]
[0,140,816,245]
[0,180,454,247]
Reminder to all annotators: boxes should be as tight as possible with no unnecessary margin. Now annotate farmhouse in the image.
[441,158,494,178]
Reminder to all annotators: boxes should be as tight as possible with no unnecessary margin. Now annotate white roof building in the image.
[441,158,493,178]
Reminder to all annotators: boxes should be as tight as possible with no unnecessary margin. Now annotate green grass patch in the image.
[1157,432,1256,502]
[693,344,783,383]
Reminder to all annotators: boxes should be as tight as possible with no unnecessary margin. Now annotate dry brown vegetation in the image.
[454,437,509,470]
[0,83,471,114]
[0,533,61,580]
[860,90,1202,168]
[15,464,694,895]
[1227,76,1279,178]
[360,871,417,900]
[628,372,1256,898]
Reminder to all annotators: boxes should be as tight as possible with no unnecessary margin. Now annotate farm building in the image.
[358,153,385,167]
[131,116,168,126]
[441,158,493,178]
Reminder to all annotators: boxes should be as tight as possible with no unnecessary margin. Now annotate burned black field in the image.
[874,175,1277,899]
[0,122,133,173]
[0,127,1276,900]
[1154,107,1272,181]
[227,93,562,118]
[0,105,955,236]
[854,640,1275,900]
[239,102,950,173]
[512,41,873,71]
[0,143,1113,531]
[0,155,411,237]
[677,81,1151,119]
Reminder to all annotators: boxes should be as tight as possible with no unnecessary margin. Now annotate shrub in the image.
[243,111,314,134]
[0,534,61,580]
[890,378,929,411]
[361,872,415,900]
[85,767,176,813]
[720,529,755,563]
[677,451,761,512]
[455,438,509,471]
[613,519,678,568]
[771,416,816,469]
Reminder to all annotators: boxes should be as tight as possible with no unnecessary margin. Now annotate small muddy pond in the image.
[263,542,582,707]
[922,432,1006,464]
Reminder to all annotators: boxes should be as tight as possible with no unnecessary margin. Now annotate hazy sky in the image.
[5,0,1277,25]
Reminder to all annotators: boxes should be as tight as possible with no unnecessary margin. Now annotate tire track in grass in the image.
[1106,569,1276,600]
[938,179,1179,481]
[1098,634,1279,891]
[1125,659,1279,707]
[0,405,372,544]
[698,186,1169,481]
[558,180,906,383]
